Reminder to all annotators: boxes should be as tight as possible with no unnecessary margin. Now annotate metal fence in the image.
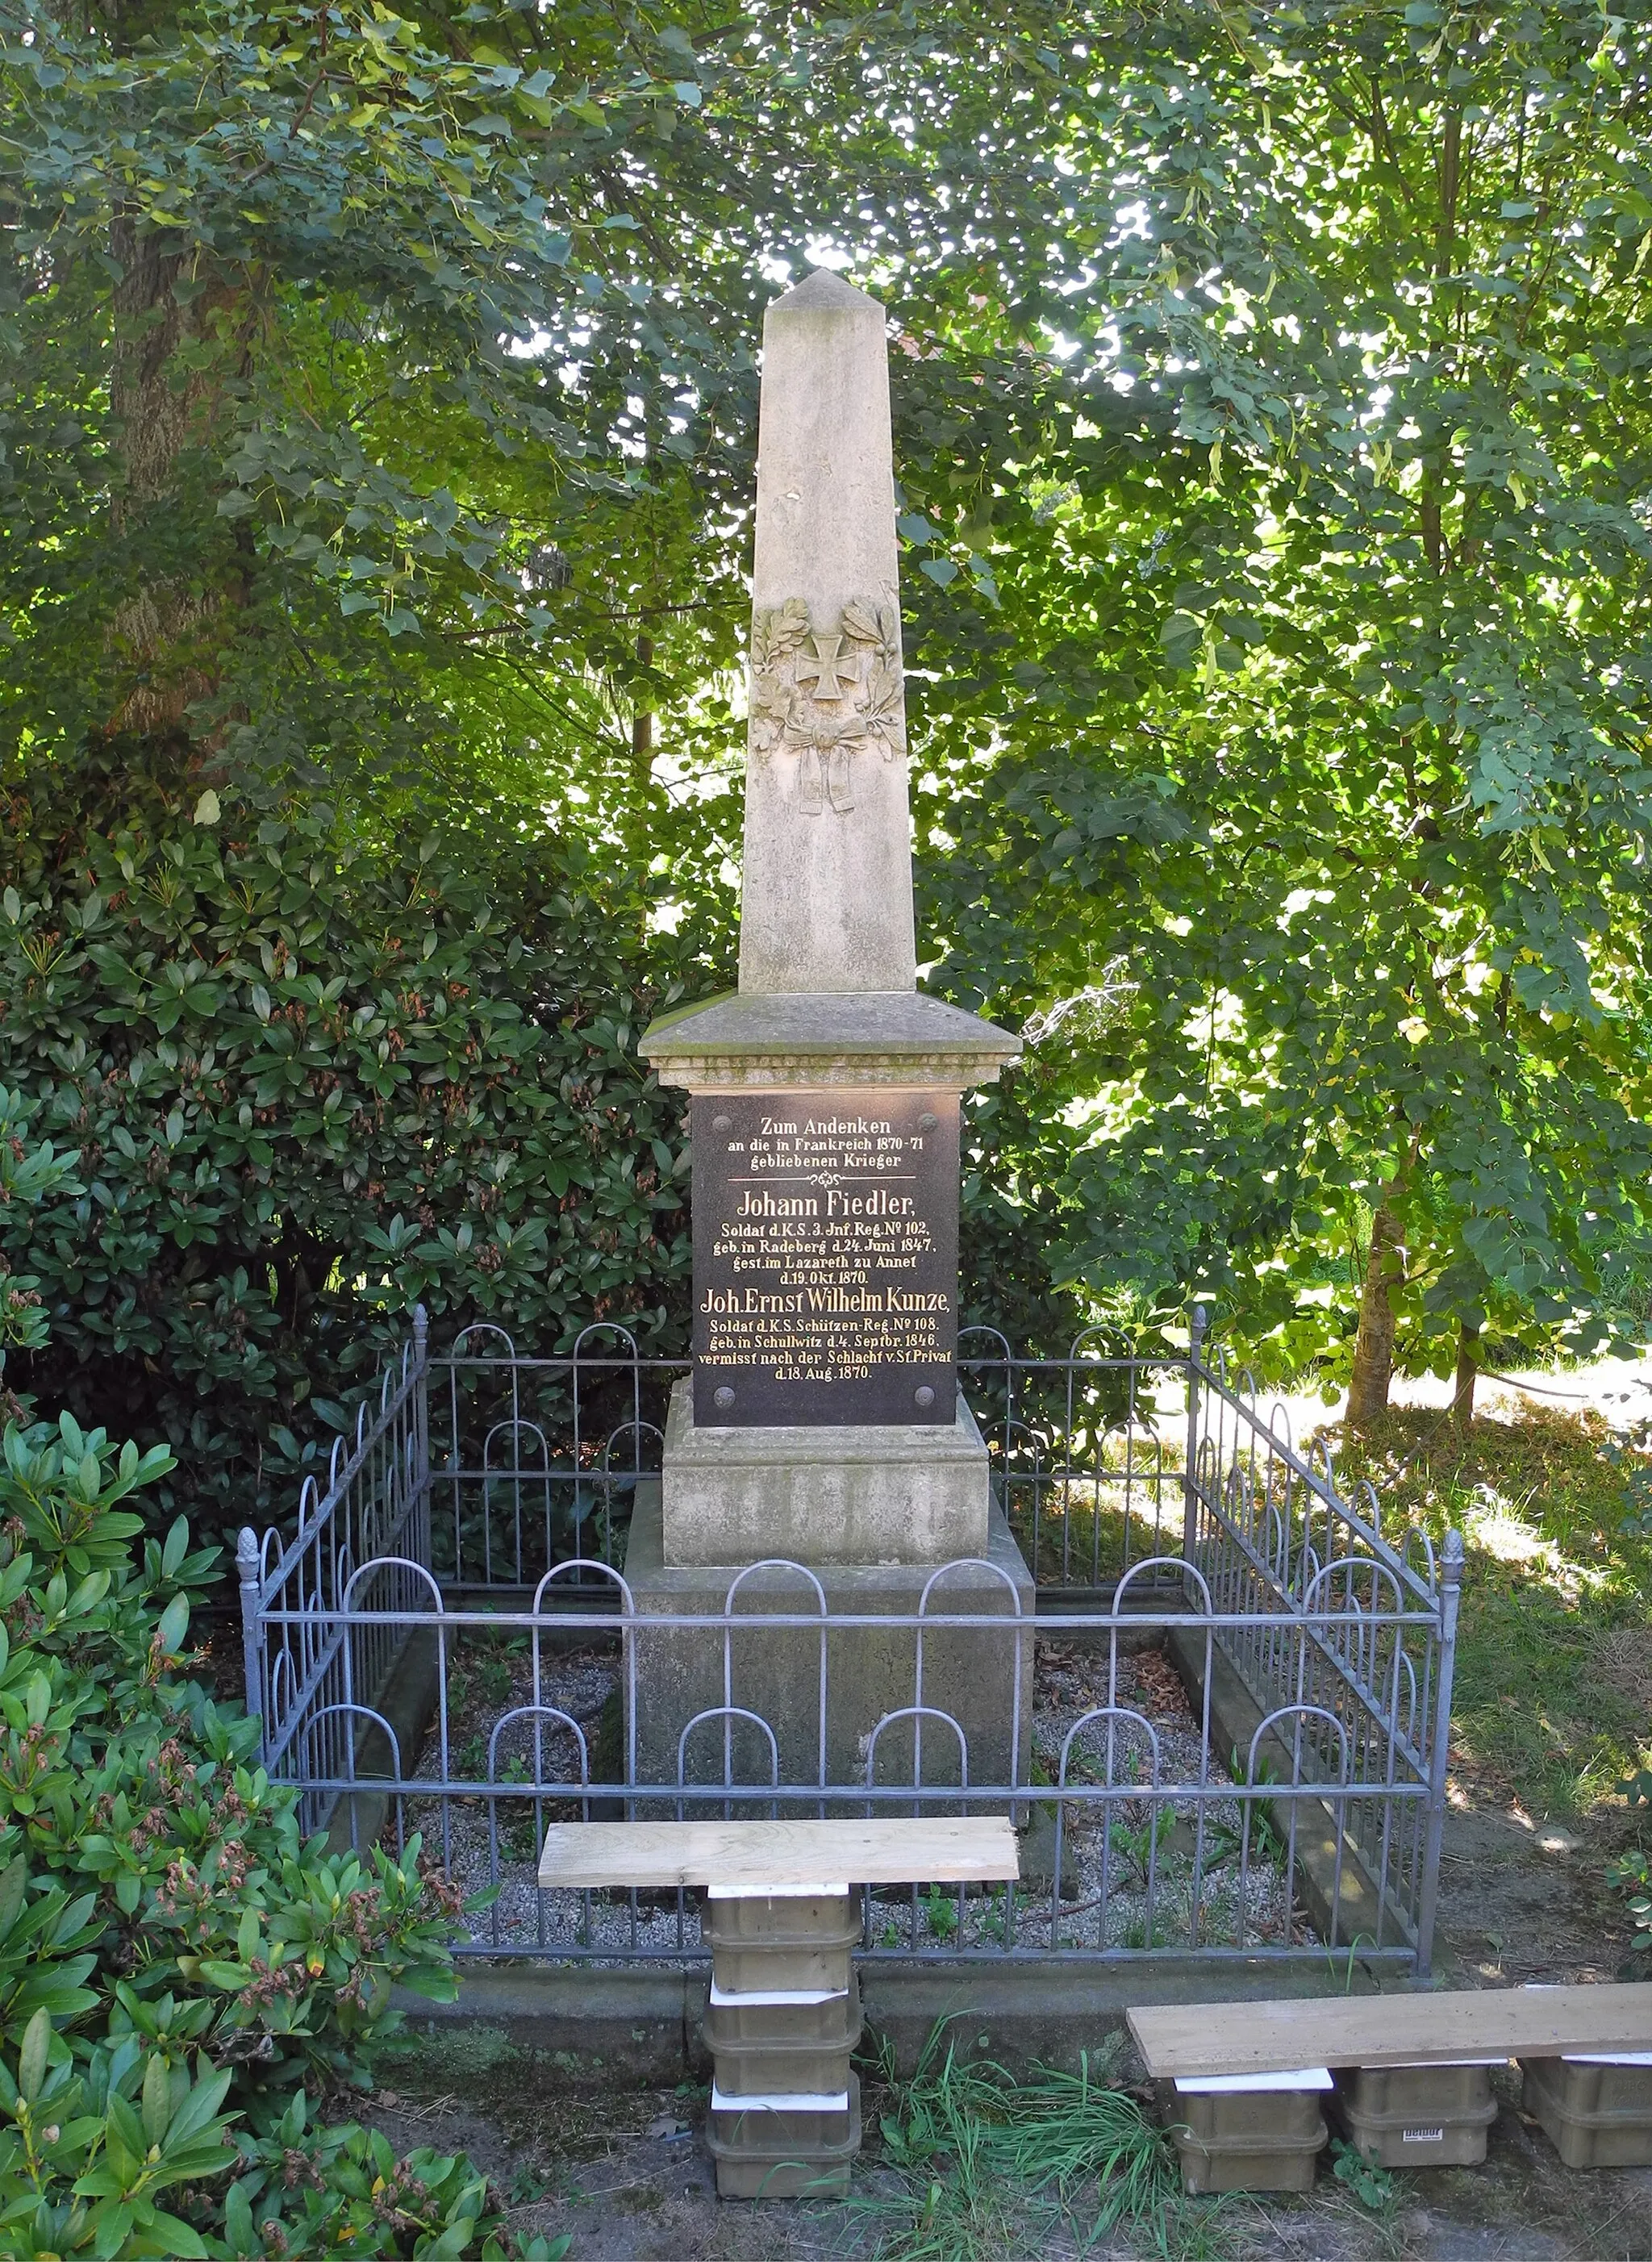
[239,1311,1462,1975]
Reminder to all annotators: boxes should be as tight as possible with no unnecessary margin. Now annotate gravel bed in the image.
[398,1630,1310,1959]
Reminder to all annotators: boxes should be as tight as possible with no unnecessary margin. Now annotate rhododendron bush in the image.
[0,1413,562,2254]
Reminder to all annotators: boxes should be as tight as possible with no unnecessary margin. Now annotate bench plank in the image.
[1129,1986,1652,2080]
[537,1817,1018,1891]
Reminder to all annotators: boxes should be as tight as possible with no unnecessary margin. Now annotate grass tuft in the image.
[857,2022,1231,2260]
[859,2034,1031,2260]
[998,2052,1182,2240]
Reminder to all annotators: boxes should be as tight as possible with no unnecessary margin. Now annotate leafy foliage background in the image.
[4,0,1652,1529]
[0,753,704,1538]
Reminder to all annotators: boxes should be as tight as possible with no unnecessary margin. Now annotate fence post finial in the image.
[236,1526,264,1757]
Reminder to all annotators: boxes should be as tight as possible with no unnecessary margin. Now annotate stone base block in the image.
[622,1481,1032,1794]
[659,1379,989,1567]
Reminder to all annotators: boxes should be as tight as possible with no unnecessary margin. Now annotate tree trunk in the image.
[630,629,656,791]
[1347,1203,1406,1428]
[631,635,655,788]
[106,217,252,737]
[1452,1320,1479,1434]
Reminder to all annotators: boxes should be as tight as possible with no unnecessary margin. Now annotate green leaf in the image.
[18,2006,52,2103]
[0,1853,27,1942]
[132,2211,209,2258]
[223,2181,257,2253]
[197,1960,251,1990]
[142,2047,171,2147]
[160,2064,232,2149]
[104,2089,147,2179]
[155,1592,190,1656]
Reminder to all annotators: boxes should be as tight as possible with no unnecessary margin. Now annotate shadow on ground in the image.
[366,2025,1652,2262]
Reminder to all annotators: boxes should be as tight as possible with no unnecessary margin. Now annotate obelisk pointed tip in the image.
[743,253,912,995]
[769,266,883,319]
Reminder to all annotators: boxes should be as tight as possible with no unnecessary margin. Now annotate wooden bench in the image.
[540,1817,1018,2199]
[537,1816,1018,1893]
[1128,1984,1652,2078]
[1129,1985,1652,2188]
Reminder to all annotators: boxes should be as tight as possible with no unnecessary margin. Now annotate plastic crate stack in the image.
[702,1888,862,2199]
[1162,2052,1652,2189]
[1521,2051,1652,2166]
[1166,2059,1504,2188]
[1163,2069,1333,2193]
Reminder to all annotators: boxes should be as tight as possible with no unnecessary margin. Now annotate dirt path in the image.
[1435,1802,1635,1990]
[368,2015,1652,2262]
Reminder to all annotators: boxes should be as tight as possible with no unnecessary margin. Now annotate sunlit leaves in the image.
[908,0,1652,1379]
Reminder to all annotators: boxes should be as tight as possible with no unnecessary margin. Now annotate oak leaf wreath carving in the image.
[749,596,904,814]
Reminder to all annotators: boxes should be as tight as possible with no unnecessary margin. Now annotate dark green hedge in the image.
[0,749,702,1543]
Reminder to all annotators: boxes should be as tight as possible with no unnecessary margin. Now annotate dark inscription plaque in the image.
[691,1088,959,1427]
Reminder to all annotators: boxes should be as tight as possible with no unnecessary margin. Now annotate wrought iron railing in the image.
[238,1310,1462,1975]
[409,1318,1195,1595]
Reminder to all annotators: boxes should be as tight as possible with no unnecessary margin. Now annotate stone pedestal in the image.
[622,1480,1034,1797]
[661,1380,990,1567]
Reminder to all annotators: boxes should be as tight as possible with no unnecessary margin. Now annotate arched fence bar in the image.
[239,1309,1461,1976]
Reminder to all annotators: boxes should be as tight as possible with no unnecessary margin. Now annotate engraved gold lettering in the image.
[734,1188,820,1218]
[695,1092,955,1403]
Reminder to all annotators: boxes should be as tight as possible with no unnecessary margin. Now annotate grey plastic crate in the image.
[1164,2079,1329,2194]
[704,1892,857,1944]
[711,1942,856,1997]
[1334,2062,1499,2168]
[714,2039,856,2105]
[707,2070,861,2201]
[707,1895,861,1997]
[705,1972,858,2047]
[706,1973,862,2097]
[1521,2055,1652,2168]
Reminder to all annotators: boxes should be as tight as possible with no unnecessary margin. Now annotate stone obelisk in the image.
[738,269,917,995]
[630,271,1029,1789]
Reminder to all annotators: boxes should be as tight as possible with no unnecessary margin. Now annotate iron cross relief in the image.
[794,632,860,701]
